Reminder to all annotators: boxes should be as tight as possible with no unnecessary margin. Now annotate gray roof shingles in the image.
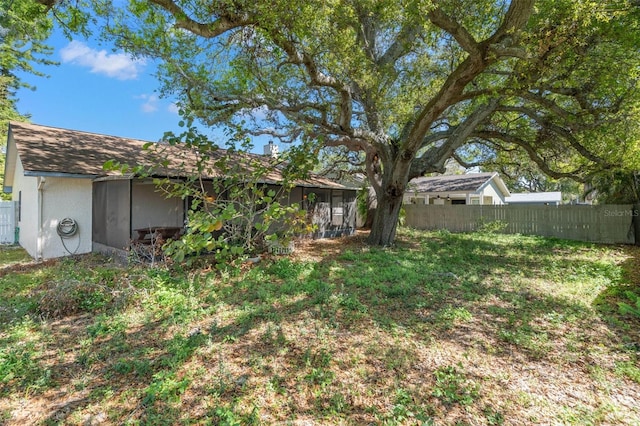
[408,173,497,193]
[8,121,347,190]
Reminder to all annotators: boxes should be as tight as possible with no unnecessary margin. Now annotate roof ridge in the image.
[11,121,151,144]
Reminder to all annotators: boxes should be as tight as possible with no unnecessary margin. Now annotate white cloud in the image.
[167,103,179,114]
[135,94,159,113]
[60,40,146,80]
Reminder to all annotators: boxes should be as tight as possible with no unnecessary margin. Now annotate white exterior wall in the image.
[11,157,92,259]
[11,157,39,258]
[479,181,506,205]
[40,176,93,258]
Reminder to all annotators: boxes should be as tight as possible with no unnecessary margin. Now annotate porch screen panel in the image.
[332,191,344,226]
[92,180,131,250]
[288,186,303,206]
[343,191,356,230]
[131,181,184,233]
[309,189,330,236]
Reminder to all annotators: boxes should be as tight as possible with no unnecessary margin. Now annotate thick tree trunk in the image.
[363,186,377,229]
[367,184,405,246]
[363,208,375,229]
[366,149,413,246]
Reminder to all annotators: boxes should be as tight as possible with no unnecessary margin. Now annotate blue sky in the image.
[16,25,215,144]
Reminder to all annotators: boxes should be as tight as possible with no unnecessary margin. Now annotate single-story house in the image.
[403,172,511,205]
[505,192,562,205]
[3,122,357,259]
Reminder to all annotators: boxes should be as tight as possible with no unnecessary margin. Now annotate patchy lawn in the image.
[0,229,639,425]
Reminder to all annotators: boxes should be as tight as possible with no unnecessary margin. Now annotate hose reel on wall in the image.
[57,217,80,255]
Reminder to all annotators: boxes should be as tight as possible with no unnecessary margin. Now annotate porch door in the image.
[331,191,344,227]
[93,180,131,250]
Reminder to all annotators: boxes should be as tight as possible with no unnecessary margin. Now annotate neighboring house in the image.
[3,122,357,259]
[404,172,511,205]
[505,192,562,206]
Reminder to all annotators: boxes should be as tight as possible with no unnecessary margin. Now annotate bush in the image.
[144,124,315,270]
[476,219,508,234]
[36,279,133,319]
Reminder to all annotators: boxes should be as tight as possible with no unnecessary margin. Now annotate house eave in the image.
[93,174,135,182]
[475,172,511,197]
[93,174,352,191]
[24,171,99,179]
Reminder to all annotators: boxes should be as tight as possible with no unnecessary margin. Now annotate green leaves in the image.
[54,0,640,246]
[146,125,315,270]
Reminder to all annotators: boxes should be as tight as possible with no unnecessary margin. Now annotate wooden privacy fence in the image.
[0,201,16,244]
[404,204,636,244]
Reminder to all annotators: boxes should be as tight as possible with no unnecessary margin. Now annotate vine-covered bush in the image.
[120,120,316,269]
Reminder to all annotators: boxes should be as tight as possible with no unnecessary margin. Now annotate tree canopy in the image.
[1,0,54,126]
[1,0,54,198]
[54,0,640,245]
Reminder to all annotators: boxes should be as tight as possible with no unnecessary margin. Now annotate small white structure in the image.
[263,141,279,158]
[506,192,562,206]
[3,126,94,259]
[404,172,511,205]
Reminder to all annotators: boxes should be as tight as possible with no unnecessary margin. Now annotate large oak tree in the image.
[55,0,640,245]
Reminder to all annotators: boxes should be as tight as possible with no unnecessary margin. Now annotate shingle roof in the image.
[6,121,348,190]
[408,173,502,193]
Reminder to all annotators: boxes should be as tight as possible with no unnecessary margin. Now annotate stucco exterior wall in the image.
[41,176,93,258]
[11,157,38,258]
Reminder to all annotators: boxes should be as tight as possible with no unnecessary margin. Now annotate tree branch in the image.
[377,23,423,66]
[427,8,480,56]
[496,105,611,166]
[452,152,483,169]
[473,130,587,181]
[149,0,255,37]
[406,0,534,152]
[409,98,501,179]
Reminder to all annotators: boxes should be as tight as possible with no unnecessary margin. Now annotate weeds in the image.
[618,290,640,319]
[143,370,191,405]
[36,278,136,319]
[0,318,51,396]
[615,359,640,384]
[433,305,473,329]
[432,364,480,406]
[0,231,639,424]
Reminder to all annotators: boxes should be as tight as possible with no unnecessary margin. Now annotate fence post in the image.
[633,203,640,246]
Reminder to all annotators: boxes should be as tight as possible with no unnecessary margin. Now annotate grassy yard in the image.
[0,229,639,425]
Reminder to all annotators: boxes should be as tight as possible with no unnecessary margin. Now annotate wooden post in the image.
[633,203,640,246]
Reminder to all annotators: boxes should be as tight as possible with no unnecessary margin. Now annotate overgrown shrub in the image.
[476,218,508,234]
[130,121,316,269]
[36,279,133,319]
